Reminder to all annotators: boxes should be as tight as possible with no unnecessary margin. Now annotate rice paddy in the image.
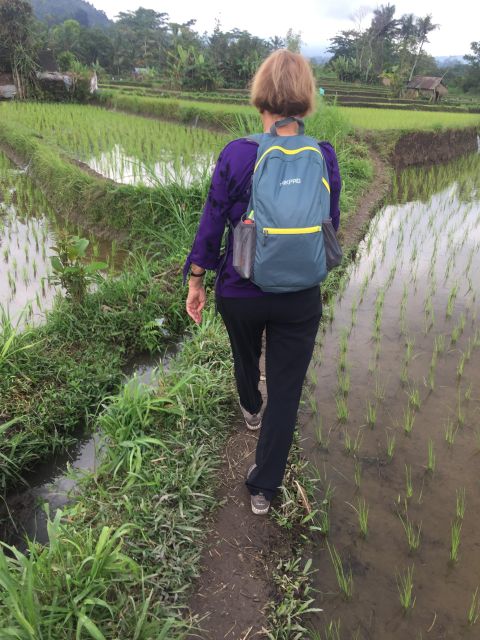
[0,151,120,324]
[1,91,479,637]
[306,152,480,638]
[0,102,227,186]
[338,106,480,130]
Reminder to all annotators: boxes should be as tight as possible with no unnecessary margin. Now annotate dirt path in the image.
[186,149,391,640]
[186,376,289,640]
[338,144,391,250]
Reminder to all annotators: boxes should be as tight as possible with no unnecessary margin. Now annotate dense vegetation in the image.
[1,0,479,96]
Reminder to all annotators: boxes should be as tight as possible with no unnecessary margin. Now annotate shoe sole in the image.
[251,500,270,515]
[245,419,262,431]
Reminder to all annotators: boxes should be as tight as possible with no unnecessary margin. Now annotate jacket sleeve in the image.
[183,146,233,282]
[319,141,342,232]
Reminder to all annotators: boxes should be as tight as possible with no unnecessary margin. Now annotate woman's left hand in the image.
[186,282,206,324]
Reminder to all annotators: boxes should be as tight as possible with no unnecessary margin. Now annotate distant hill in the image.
[30,0,111,28]
[436,56,466,68]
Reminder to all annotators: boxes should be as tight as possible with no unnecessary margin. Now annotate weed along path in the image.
[0,346,179,550]
[303,152,480,639]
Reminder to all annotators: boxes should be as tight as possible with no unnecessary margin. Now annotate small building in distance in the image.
[406,76,448,102]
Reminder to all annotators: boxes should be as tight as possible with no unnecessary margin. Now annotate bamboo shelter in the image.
[406,76,448,103]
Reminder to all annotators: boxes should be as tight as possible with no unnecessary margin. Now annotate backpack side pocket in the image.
[322,218,343,271]
[233,217,256,279]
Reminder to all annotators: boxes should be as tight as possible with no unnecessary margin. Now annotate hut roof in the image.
[407,76,446,91]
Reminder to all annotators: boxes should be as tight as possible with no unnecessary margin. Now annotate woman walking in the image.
[184,49,341,515]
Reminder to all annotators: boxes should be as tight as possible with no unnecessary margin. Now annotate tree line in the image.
[0,0,302,91]
[1,0,479,95]
[327,4,480,94]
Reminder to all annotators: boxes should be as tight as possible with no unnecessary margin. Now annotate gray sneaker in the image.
[240,404,262,431]
[251,492,270,515]
[246,464,270,515]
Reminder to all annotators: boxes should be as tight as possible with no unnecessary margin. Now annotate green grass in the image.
[0,310,237,637]
[339,106,480,130]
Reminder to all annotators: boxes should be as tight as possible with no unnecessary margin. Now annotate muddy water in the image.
[0,343,180,551]
[87,144,215,186]
[0,152,122,324]
[304,154,480,639]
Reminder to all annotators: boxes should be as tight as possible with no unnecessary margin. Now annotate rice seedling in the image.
[396,565,416,613]
[468,588,480,625]
[464,383,472,401]
[457,391,466,427]
[307,366,318,388]
[337,370,350,396]
[337,351,348,372]
[326,543,354,600]
[457,351,466,378]
[346,497,369,538]
[374,376,385,401]
[399,513,422,552]
[445,417,458,447]
[320,619,342,640]
[446,282,459,318]
[450,520,462,562]
[456,488,466,520]
[405,465,413,499]
[343,428,363,456]
[365,400,377,428]
[403,407,415,435]
[386,432,396,461]
[336,395,349,422]
[434,334,445,355]
[426,439,436,473]
[314,417,330,450]
[408,386,420,410]
[354,459,362,489]
[305,388,318,415]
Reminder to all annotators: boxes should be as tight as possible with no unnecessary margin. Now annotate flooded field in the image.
[1,102,226,186]
[0,152,120,323]
[87,143,215,186]
[305,153,480,639]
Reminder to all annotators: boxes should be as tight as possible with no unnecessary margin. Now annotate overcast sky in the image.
[91,0,479,57]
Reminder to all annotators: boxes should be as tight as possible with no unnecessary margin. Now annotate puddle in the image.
[304,153,480,639]
[87,144,215,186]
[0,151,123,324]
[0,341,182,550]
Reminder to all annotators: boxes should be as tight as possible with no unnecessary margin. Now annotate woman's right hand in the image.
[186,281,206,324]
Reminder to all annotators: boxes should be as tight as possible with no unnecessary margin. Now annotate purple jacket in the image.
[183,137,342,297]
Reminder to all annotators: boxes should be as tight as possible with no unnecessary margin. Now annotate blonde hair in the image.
[250,49,316,117]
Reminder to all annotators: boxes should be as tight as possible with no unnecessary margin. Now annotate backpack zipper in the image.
[263,225,322,235]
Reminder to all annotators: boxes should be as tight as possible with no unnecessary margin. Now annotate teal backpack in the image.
[233,116,337,293]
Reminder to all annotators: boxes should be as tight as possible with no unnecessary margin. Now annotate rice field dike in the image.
[94,85,480,129]
[0,101,375,637]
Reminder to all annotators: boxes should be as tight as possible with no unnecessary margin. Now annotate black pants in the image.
[217,287,322,501]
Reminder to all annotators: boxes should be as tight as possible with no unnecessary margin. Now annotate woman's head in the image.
[250,49,316,118]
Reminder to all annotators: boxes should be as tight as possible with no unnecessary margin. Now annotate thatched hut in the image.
[406,76,448,103]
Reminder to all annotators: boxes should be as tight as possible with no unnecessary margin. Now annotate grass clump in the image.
[0,310,237,637]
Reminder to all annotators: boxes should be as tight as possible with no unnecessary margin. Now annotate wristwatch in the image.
[190,268,206,277]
